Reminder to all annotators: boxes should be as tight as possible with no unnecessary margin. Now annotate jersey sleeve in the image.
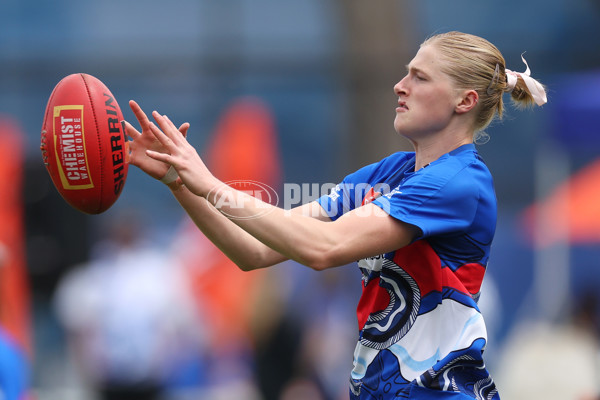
[315,161,382,221]
[372,164,480,238]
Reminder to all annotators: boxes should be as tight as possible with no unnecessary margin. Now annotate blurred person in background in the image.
[248,265,358,400]
[170,98,313,400]
[53,213,205,400]
[124,31,546,399]
[495,290,600,400]
[0,118,31,400]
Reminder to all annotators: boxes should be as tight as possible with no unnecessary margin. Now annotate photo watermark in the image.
[207,180,395,220]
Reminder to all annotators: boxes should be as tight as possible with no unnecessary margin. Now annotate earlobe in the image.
[456,90,479,114]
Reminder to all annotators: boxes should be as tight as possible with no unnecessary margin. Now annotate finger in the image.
[129,100,151,131]
[121,120,141,140]
[179,122,190,138]
[124,141,131,163]
[146,149,172,164]
[156,113,189,137]
[152,111,183,146]
[148,120,175,150]
[160,114,190,138]
[163,115,178,131]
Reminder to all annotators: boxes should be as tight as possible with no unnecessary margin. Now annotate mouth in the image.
[396,101,408,112]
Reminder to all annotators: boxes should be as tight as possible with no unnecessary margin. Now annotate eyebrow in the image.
[405,64,428,76]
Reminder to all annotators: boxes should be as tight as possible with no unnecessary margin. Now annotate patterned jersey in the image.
[316,144,500,399]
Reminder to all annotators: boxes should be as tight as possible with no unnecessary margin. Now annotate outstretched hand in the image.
[145,110,219,197]
[123,100,190,181]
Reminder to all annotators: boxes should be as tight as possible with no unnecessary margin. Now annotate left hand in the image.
[145,111,220,197]
[124,100,190,182]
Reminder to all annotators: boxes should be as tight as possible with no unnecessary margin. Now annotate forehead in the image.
[407,44,443,75]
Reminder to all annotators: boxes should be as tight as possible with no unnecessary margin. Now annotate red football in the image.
[40,73,128,214]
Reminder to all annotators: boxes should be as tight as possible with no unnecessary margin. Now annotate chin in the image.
[393,122,409,136]
[394,115,411,134]
[393,125,418,145]
[393,119,402,134]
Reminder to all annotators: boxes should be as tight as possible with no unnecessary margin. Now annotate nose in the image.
[394,75,408,96]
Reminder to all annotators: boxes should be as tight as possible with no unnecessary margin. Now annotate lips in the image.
[396,101,408,111]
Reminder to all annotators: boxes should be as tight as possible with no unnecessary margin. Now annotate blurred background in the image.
[1,0,600,399]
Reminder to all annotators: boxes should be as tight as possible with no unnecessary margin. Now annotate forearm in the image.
[123,103,297,270]
[203,184,418,270]
[205,185,352,270]
[128,103,416,272]
[169,183,288,270]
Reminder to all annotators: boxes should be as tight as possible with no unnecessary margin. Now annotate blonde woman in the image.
[124,31,546,399]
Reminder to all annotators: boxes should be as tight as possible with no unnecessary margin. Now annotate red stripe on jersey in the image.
[356,277,390,331]
[392,240,442,297]
[356,241,486,331]
[451,263,486,295]
[392,240,485,297]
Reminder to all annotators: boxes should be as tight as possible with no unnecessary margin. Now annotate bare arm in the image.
[168,184,332,270]
[144,110,420,270]
[124,100,331,271]
[206,183,419,269]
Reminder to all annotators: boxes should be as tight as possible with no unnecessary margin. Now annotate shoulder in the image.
[365,151,414,179]
[376,151,414,170]
[343,151,414,185]
[408,146,493,199]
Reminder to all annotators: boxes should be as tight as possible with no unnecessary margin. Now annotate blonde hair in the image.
[422,31,544,132]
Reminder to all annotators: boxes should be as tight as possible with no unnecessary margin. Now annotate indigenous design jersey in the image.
[317,144,500,399]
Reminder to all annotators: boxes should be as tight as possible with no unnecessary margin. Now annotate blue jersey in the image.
[317,144,500,399]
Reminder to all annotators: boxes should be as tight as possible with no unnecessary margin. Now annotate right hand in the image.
[123,100,190,181]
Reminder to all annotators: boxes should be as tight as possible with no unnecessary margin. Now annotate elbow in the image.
[235,261,258,272]
[226,251,261,272]
[234,257,272,272]
[233,249,282,272]
[306,261,333,272]
[300,248,342,271]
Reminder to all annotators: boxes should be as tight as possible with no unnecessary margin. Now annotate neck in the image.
[409,130,473,171]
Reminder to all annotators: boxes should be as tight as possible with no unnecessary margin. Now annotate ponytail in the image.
[423,31,547,133]
[504,54,547,108]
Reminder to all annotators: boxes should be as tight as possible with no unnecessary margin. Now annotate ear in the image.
[455,89,479,114]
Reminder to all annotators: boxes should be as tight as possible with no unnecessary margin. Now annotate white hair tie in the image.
[505,54,547,106]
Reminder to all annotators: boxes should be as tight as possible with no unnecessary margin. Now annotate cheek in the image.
[422,91,455,117]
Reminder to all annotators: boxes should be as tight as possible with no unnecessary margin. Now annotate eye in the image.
[416,75,427,81]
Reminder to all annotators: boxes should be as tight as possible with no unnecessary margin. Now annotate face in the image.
[393,44,461,139]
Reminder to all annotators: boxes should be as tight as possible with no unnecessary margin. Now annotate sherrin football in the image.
[40,73,128,214]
